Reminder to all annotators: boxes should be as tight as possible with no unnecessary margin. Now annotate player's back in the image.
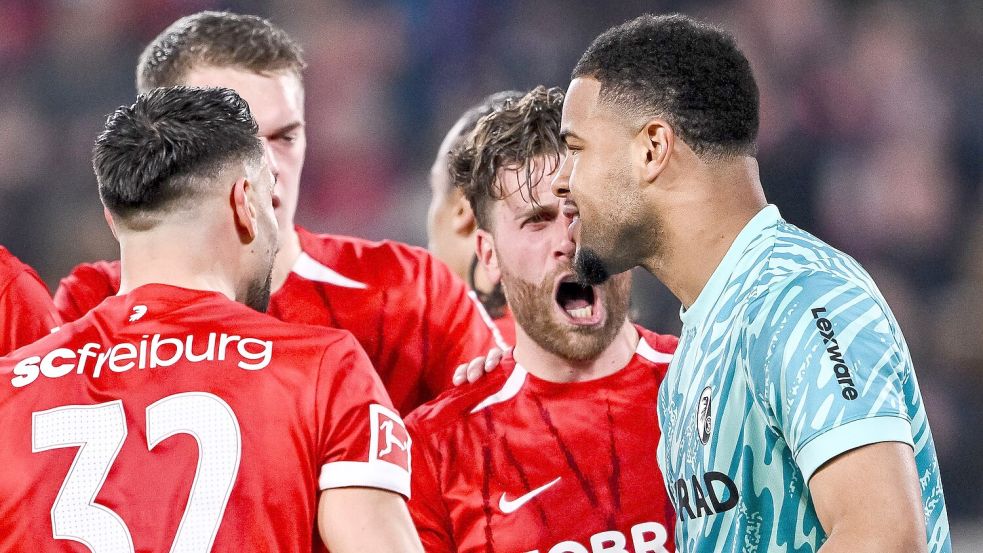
[54,228,499,414]
[0,283,393,552]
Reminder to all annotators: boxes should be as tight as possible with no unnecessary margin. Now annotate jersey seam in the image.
[312,339,336,468]
[422,436,459,549]
[0,266,31,304]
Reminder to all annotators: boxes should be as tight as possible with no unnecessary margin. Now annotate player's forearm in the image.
[819,524,926,553]
[318,487,425,553]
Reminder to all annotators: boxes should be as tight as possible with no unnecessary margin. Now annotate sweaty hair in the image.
[572,13,759,158]
[440,90,524,198]
[137,11,306,93]
[93,86,264,228]
[450,85,565,229]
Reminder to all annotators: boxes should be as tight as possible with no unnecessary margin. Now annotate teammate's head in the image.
[552,14,760,284]
[452,86,632,361]
[427,90,522,282]
[93,86,277,311]
[138,11,306,243]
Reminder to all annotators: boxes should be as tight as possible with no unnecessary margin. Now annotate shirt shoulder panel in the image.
[405,363,516,436]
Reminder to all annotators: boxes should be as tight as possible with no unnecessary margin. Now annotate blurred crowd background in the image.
[1,0,981,546]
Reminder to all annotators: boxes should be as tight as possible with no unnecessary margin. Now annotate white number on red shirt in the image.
[32,393,242,553]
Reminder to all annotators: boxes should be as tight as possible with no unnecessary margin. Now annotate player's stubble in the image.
[245,268,274,313]
[573,158,663,287]
[245,226,278,312]
[499,260,632,361]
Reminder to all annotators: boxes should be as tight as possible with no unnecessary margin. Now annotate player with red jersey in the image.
[0,246,60,356]
[426,90,528,347]
[0,87,422,552]
[54,12,495,414]
[407,86,676,553]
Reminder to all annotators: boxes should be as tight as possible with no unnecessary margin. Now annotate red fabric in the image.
[492,305,516,347]
[53,259,120,324]
[53,227,497,414]
[0,284,404,552]
[406,326,679,553]
[0,246,60,356]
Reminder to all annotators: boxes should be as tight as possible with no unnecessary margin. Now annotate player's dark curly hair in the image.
[93,86,263,229]
[137,11,306,93]
[573,13,759,158]
[450,85,565,230]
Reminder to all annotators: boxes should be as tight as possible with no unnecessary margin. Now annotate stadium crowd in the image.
[0,0,980,547]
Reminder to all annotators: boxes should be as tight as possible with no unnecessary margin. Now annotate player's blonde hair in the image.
[137,11,306,93]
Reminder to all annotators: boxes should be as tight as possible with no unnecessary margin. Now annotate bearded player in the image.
[0,87,422,552]
[427,90,522,346]
[407,86,677,553]
[0,247,60,356]
[552,14,949,552]
[54,11,496,414]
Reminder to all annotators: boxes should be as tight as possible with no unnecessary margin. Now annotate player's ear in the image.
[232,177,258,243]
[451,190,477,237]
[475,228,501,285]
[103,208,119,241]
[637,118,674,185]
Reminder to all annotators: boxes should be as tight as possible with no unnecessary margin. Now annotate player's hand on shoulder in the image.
[452,346,511,386]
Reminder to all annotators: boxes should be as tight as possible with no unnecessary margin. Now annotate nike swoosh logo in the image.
[498,477,561,514]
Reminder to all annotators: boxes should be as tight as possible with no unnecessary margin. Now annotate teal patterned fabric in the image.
[657,205,950,552]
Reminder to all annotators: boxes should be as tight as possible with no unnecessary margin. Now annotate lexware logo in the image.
[696,386,712,445]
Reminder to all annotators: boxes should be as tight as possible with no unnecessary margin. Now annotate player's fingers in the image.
[466,357,487,384]
[483,348,505,373]
[452,363,469,386]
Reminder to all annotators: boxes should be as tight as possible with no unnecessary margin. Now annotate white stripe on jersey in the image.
[471,365,528,414]
[292,252,368,289]
[636,336,673,364]
[467,290,510,350]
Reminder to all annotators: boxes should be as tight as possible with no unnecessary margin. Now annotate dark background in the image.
[0,0,980,547]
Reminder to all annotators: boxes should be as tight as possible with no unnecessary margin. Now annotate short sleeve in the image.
[0,270,60,356]
[54,261,120,323]
[744,271,914,482]
[421,256,499,396]
[405,422,457,553]
[315,333,411,498]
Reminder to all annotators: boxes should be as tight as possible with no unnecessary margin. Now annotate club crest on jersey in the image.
[696,386,713,445]
[369,404,411,473]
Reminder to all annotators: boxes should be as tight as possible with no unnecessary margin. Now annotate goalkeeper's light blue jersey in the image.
[657,205,950,552]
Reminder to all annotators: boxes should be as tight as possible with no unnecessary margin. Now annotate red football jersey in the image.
[53,226,498,413]
[406,326,678,553]
[491,303,516,347]
[468,291,516,348]
[0,246,60,356]
[0,284,410,552]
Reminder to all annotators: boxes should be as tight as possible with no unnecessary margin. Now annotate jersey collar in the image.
[679,204,781,327]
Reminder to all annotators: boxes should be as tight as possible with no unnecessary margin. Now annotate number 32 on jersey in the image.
[32,393,241,553]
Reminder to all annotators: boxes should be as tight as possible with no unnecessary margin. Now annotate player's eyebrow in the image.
[514,203,556,221]
[559,129,581,144]
[266,121,304,138]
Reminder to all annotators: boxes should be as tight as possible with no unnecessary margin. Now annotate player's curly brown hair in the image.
[449,85,565,230]
[137,11,306,93]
